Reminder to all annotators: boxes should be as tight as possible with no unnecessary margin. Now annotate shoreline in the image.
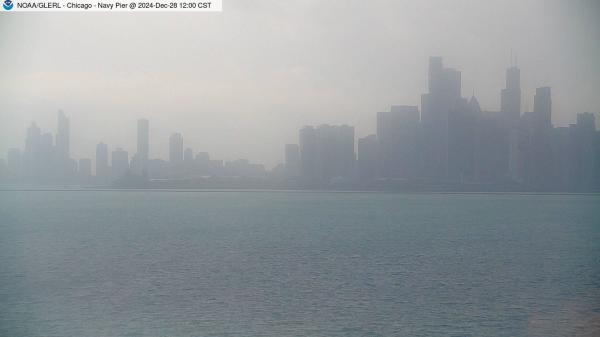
[1,186,599,196]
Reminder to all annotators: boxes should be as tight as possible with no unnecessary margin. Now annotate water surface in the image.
[1,191,599,336]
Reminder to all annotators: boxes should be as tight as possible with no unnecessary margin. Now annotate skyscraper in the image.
[299,124,355,184]
[420,57,463,180]
[534,87,552,128]
[96,142,109,181]
[501,66,521,128]
[519,87,554,188]
[501,65,522,181]
[111,148,129,179]
[169,133,184,164]
[316,124,355,183]
[377,105,419,179]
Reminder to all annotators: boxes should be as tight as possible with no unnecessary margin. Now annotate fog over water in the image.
[1,0,599,167]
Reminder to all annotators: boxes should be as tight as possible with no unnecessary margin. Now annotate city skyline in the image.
[1,1,600,168]
[2,56,599,192]
[2,58,600,171]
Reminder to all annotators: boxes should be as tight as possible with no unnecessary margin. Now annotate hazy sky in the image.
[1,0,599,168]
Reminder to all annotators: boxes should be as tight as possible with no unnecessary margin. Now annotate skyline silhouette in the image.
[2,1,600,168]
[2,56,599,192]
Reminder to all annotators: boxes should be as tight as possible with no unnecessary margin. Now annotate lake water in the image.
[1,191,599,336]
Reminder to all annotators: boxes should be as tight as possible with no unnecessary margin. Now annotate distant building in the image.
[169,133,184,164]
[377,105,419,179]
[517,87,554,189]
[111,148,129,179]
[225,159,266,177]
[209,159,224,176]
[567,113,596,191]
[195,152,210,174]
[501,66,521,129]
[420,57,463,180]
[299,126,318,183]
[184,147,194,162]
[96,142,109,181]
[357,134,378,181]
[78,158,92,181]
[299,124,355,185]
[474,110,507,182]
[534,87,552,128]
[147,159,169,179]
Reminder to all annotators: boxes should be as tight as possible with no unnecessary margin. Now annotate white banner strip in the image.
[1,0,222,11]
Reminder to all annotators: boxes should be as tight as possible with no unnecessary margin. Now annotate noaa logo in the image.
[3,0,13,10]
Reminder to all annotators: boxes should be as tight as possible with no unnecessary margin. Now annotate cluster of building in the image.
[1,116,267,187]
[2,57,599,191]
[281,57,600,192]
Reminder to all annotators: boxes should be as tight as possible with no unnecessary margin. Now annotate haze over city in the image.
[2,2,600,336]
[1,0,599,168]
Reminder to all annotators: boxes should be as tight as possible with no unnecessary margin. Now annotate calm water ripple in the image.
[0,191,599,336]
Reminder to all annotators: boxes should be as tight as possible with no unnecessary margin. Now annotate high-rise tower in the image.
[169,133,184,164]
[96,142,109,181]
[501,66,521,128]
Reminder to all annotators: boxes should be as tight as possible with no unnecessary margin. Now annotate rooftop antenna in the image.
[510,48,513,67]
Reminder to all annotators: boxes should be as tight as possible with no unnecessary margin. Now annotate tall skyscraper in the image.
[420,57,463,180]
[96,142,109,181]
[315,124,355,183]
[519,87,553,188]
[111,148,129,179]
[137,119,149,167]
[169,133,184,164]
[501,66,521,128]
[500,65,522,181]
[533,87,552,128]
[377,105,420,179]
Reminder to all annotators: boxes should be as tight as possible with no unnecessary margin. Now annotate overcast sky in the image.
[1,0,599,168]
